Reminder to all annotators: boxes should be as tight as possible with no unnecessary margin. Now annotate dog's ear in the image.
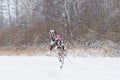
[48,30,50,33]
[54,31,57,34]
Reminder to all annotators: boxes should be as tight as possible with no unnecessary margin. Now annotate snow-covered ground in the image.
[0,56,120,80]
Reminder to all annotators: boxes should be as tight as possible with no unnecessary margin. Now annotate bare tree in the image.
[0,0,4,28]
[14,0,19,26]
[7,0,13,30]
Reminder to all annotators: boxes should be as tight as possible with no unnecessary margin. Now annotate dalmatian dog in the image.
[48,30,65,51]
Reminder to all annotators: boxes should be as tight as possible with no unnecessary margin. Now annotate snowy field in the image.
[0,56,120,80]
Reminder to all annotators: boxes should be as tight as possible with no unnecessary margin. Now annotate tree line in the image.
[0,0,120,47]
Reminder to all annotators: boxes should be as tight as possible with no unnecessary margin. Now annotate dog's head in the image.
[49,30,57,38]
